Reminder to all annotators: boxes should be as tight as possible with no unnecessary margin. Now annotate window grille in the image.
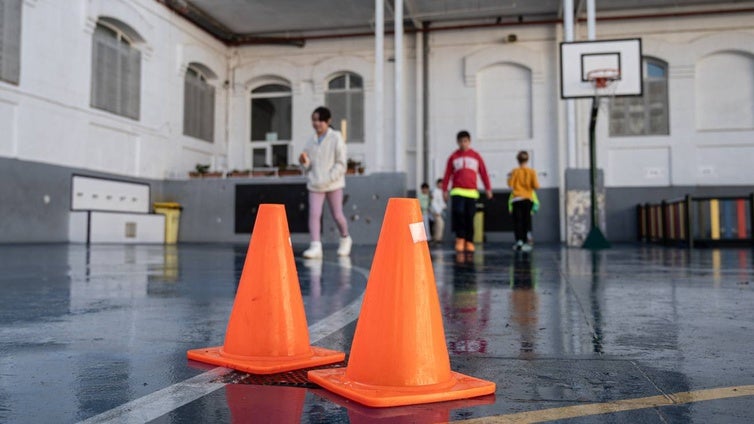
[0,0,22,85]
[610,58,669,136]
[91,22,141,120]
[183,67,215,142]
[325,72,364,143]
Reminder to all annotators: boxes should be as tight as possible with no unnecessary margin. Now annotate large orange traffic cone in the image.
[308,198,495,407]
[187,204,344,373]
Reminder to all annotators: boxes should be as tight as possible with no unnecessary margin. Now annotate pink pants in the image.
[308,189,349,242]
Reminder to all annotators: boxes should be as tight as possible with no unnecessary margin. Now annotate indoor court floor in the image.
[1,242,753,423]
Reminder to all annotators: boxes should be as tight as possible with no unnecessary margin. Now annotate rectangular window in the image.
[252,147,267,168]
[271,144,289,167]
[183,74,215,142]
[609,59,669,137]
[325,91,364,142]
[91,25,140,119]
[251,96,291,141]
[0,0,22,85]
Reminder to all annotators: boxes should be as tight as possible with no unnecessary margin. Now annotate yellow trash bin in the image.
[153,202,182,244]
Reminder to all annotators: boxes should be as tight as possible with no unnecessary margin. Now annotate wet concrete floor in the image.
[1,243,753,423]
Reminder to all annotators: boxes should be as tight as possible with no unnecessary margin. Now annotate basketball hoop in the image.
[586,68,620,99]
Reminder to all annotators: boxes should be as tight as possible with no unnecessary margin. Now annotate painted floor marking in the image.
[78,262,369,424]
[457,385,754,423]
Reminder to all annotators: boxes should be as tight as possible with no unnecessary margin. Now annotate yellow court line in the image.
[456,385,754,424]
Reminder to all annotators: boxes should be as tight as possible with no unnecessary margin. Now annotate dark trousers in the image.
[512,199,533,243]
[451,195,477,242]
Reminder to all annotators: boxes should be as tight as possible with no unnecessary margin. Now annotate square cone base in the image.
[187,346,345,374]
[307,368,496,407]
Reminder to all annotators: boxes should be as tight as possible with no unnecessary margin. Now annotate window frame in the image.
[609,57,670,137]
[0,0,22,85]
[250,81,293,168]
[90,20,142,120]
[183,64,216,143]
[325,72,365,143]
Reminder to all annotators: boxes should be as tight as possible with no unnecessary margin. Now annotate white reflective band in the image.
[409,222,428,243]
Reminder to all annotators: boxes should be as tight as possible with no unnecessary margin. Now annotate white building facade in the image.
[1,0,753,241]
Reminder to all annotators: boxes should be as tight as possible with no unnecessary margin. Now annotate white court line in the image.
[79,263,369,424]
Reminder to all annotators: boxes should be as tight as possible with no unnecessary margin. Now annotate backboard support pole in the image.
[583,96,611,250]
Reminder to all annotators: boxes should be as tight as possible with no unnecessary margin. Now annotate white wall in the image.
[0,0,228,179]
[428,26,560,190]
[228,36,417,176]
[2,1,753,190]
[593,14,754,188]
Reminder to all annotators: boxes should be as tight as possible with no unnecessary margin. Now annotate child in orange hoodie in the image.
[507,151,540,252]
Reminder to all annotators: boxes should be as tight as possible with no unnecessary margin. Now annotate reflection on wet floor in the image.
[0,243,753,423]
[509,252,537,358]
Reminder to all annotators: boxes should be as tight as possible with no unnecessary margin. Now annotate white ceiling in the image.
[161,0,754,42]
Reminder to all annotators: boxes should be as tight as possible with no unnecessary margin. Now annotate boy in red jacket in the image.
[441,131,493,252]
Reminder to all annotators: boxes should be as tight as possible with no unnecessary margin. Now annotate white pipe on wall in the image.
[564,0,577,168]
[394,0,404,171]
[375,0,384,171]
[587,0,596,40]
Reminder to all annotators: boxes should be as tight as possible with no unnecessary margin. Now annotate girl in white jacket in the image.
[298,107,352,258]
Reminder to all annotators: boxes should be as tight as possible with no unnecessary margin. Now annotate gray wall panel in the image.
[3,158,749,244]
[0,158,161,243]
[160,173,407,246]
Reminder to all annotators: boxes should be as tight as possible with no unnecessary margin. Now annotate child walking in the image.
[299,106,352,259]
[507,151,540,252]
[430,179,446,243]
[441,131,493,253]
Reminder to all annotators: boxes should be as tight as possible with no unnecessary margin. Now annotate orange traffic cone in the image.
[308,198,495,407]
[187,204,344,373]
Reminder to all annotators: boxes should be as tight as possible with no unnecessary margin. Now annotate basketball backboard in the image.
[560,38,642,99]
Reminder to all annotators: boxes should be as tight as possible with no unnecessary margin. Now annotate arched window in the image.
[90,19,142,119]
[251,83,292,167]
[325,72,364,143]
[183,64,215,142]
[0,0,22,85]
[610,57,669,136]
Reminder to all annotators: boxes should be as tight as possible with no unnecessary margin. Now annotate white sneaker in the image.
[303,241,323,259]
[521,243,533,253]
[338,256,352,269]
[513,240,524,251]
[337,235,352,256]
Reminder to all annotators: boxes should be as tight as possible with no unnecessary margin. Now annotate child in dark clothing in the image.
[441,131,493,253]
[507,151,540,252]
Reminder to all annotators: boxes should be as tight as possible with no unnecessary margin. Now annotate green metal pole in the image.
[589,97,599,230]
[583,97,610,249]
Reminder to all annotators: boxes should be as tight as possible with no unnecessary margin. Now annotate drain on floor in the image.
[217,361,347,388]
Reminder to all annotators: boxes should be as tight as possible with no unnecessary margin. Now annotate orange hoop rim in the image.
[586,68,620,89]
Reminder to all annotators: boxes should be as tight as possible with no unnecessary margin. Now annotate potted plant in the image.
[189,163,210,178]
[227,169,251,178]
[346,159,361,175]
[278,164,303,177]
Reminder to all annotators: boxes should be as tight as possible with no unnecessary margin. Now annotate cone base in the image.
[187,346,345,374]
[307,368,496,407]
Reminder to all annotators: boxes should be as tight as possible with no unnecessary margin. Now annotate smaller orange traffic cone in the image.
[187,204,344,373]
[308,198,495,407]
